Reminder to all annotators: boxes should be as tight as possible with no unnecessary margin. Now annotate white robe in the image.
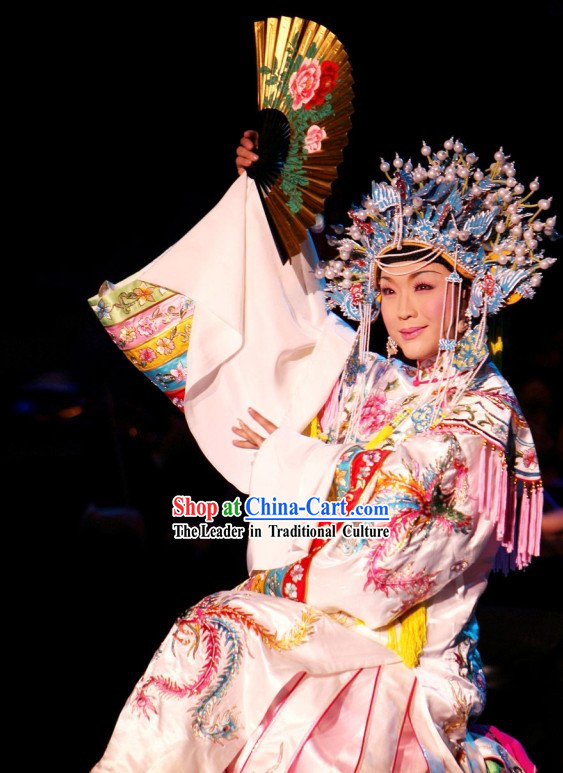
[89,174,539,772]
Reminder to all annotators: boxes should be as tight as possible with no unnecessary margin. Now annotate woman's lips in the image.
[400,326,427,340]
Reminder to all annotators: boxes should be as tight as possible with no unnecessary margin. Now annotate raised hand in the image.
[236,129,260,176]
[232,407,277,449]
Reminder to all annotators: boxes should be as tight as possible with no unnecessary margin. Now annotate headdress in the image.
[319,137,559,435]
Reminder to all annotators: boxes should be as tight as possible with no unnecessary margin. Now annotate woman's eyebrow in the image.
[380,269,442,283]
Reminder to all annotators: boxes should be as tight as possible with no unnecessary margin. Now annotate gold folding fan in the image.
[247,16,354,262]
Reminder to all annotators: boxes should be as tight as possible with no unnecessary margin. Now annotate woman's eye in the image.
[381,287,394,296]
[415,283,433,291]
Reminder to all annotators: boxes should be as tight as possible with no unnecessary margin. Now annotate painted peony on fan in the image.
[247,16,355,263]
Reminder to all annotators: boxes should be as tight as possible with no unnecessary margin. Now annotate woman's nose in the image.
[397,291,415,319]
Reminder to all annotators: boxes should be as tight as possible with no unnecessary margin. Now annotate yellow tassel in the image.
[364,423,394,449]
[386,604,427,668]
[489,334,503,356]
[306,415,328,441]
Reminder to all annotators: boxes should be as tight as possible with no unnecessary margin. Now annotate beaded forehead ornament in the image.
[319,136,559,431]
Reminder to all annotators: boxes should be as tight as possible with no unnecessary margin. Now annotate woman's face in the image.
[379,260,464,362]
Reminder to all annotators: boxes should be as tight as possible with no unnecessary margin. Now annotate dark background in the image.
[14,7,562,771]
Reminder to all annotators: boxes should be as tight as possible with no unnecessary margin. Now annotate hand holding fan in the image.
[247,16,354,262]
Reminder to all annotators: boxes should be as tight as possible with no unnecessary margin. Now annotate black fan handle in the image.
[246,109,290,196]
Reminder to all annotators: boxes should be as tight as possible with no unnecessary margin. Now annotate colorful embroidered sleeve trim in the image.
[88,279,194,412]
[246,556,314,602]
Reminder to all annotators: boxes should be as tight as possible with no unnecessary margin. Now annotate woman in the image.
[90,133,555,771]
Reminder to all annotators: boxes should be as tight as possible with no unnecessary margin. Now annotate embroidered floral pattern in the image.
[521,448,537,469]
[138,347,157,365]
[119,325,137,344]
[358,391,394,435]
[170,360,187,382]
[94,297,111,320]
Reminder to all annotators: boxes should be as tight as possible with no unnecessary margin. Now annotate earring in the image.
[455,304,472,336]
[386,336,398,360]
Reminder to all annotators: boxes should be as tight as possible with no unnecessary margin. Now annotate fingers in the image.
[242,129,259,148]
[235,152,258,175]
[232,438,258,449]
[236,129,259,175]
[231,407,277,449]
[236,145,259,162]
[232,420,265,449]
[239,137,257,152]
[247,407,277,434]
[236,146,259,175]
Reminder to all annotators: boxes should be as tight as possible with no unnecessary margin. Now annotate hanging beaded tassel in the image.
[475,440,544,574]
